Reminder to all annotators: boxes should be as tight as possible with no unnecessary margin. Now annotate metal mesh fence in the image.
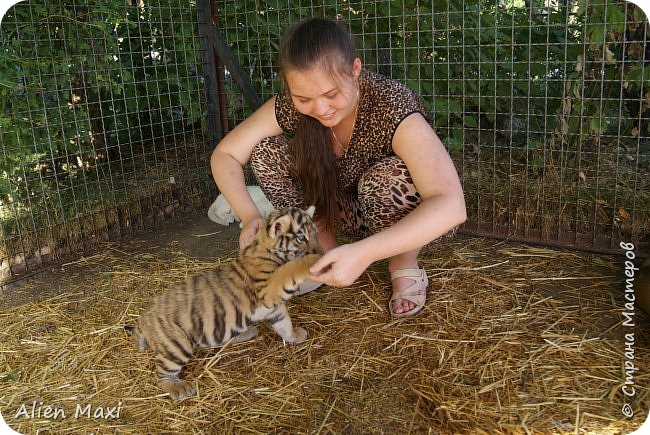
[1,1,648,282]
[1,1,214,280]
[214,0,649,253]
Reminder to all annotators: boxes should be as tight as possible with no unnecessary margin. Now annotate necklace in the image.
[331,86,360,155]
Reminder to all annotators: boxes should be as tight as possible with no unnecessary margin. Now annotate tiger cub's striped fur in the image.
[126,206,322,400]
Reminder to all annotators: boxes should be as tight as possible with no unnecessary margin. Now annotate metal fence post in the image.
[196,0,223,146]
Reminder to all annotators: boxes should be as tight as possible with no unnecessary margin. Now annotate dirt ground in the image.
[0,214,240,308]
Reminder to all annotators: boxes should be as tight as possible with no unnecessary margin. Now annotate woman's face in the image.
[285,58,361,128]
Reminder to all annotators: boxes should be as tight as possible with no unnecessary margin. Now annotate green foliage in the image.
[1,1,206,242]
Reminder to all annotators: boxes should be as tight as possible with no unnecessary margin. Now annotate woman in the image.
[211,18,466,317]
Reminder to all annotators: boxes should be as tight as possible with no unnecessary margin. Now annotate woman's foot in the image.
[388,249,424,316]
[389,267,428,317]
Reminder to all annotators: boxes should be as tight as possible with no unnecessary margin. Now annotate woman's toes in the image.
[391,298,414,314]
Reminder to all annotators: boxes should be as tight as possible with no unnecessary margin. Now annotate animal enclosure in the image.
[1,0,649,433]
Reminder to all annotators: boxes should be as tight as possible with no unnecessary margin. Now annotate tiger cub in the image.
[125,206,322,400]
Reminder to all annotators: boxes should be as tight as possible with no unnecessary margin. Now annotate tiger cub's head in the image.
[257,205,321,262]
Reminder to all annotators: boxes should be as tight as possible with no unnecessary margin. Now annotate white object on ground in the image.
[208,186,275,227]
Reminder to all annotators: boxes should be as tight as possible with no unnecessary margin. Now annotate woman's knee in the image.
[358,156,421,231]
[249,134,303,210]
[250,134,293,178]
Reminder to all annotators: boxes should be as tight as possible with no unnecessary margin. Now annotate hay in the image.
[0,234,648,433]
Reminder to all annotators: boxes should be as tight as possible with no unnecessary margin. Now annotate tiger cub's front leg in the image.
[260,254,322,305]
[260,254,322,343]
[265,303,307,344]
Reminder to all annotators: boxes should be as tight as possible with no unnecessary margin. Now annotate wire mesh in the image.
[1,1,214,281]
[214,0,649,253]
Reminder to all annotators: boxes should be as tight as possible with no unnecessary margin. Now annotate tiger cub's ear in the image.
[268,214,292,239]
[305,205,315,218]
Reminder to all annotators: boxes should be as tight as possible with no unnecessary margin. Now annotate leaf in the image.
[575,55,584,72]
[579,171,587,183]
[446,136,463,151]
[587,24,605,44]
[605,46,616,65]
[464,115,478,128]
[448,99,463,114]
[590,116,608,135]
[606,4,626,33]
[561,118,569,135]
[618,207,630,221]
[0,370,21,382]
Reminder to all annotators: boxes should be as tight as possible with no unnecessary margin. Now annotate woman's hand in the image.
[239,216,266,249]
[308,242,373,287]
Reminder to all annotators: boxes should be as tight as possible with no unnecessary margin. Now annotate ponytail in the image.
[289,115,338,230]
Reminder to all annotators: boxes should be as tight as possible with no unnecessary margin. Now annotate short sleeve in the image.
[274,93,301,134]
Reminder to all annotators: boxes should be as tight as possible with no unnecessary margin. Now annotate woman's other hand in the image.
[239,216,266,249]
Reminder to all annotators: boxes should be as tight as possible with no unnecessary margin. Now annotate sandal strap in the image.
[390,267,426,281]
[389,267,428,302]
[389,267,429,318]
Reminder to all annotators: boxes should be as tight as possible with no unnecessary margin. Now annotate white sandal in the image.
[389,268,428,318]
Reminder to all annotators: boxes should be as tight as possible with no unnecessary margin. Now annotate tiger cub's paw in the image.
[287,326,308,344]
[292,254,323,284]
[158,378,196,400]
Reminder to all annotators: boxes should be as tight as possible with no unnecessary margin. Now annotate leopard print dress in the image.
[250,70,453,242]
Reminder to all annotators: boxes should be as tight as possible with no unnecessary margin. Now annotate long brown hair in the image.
[279,18,356,231]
